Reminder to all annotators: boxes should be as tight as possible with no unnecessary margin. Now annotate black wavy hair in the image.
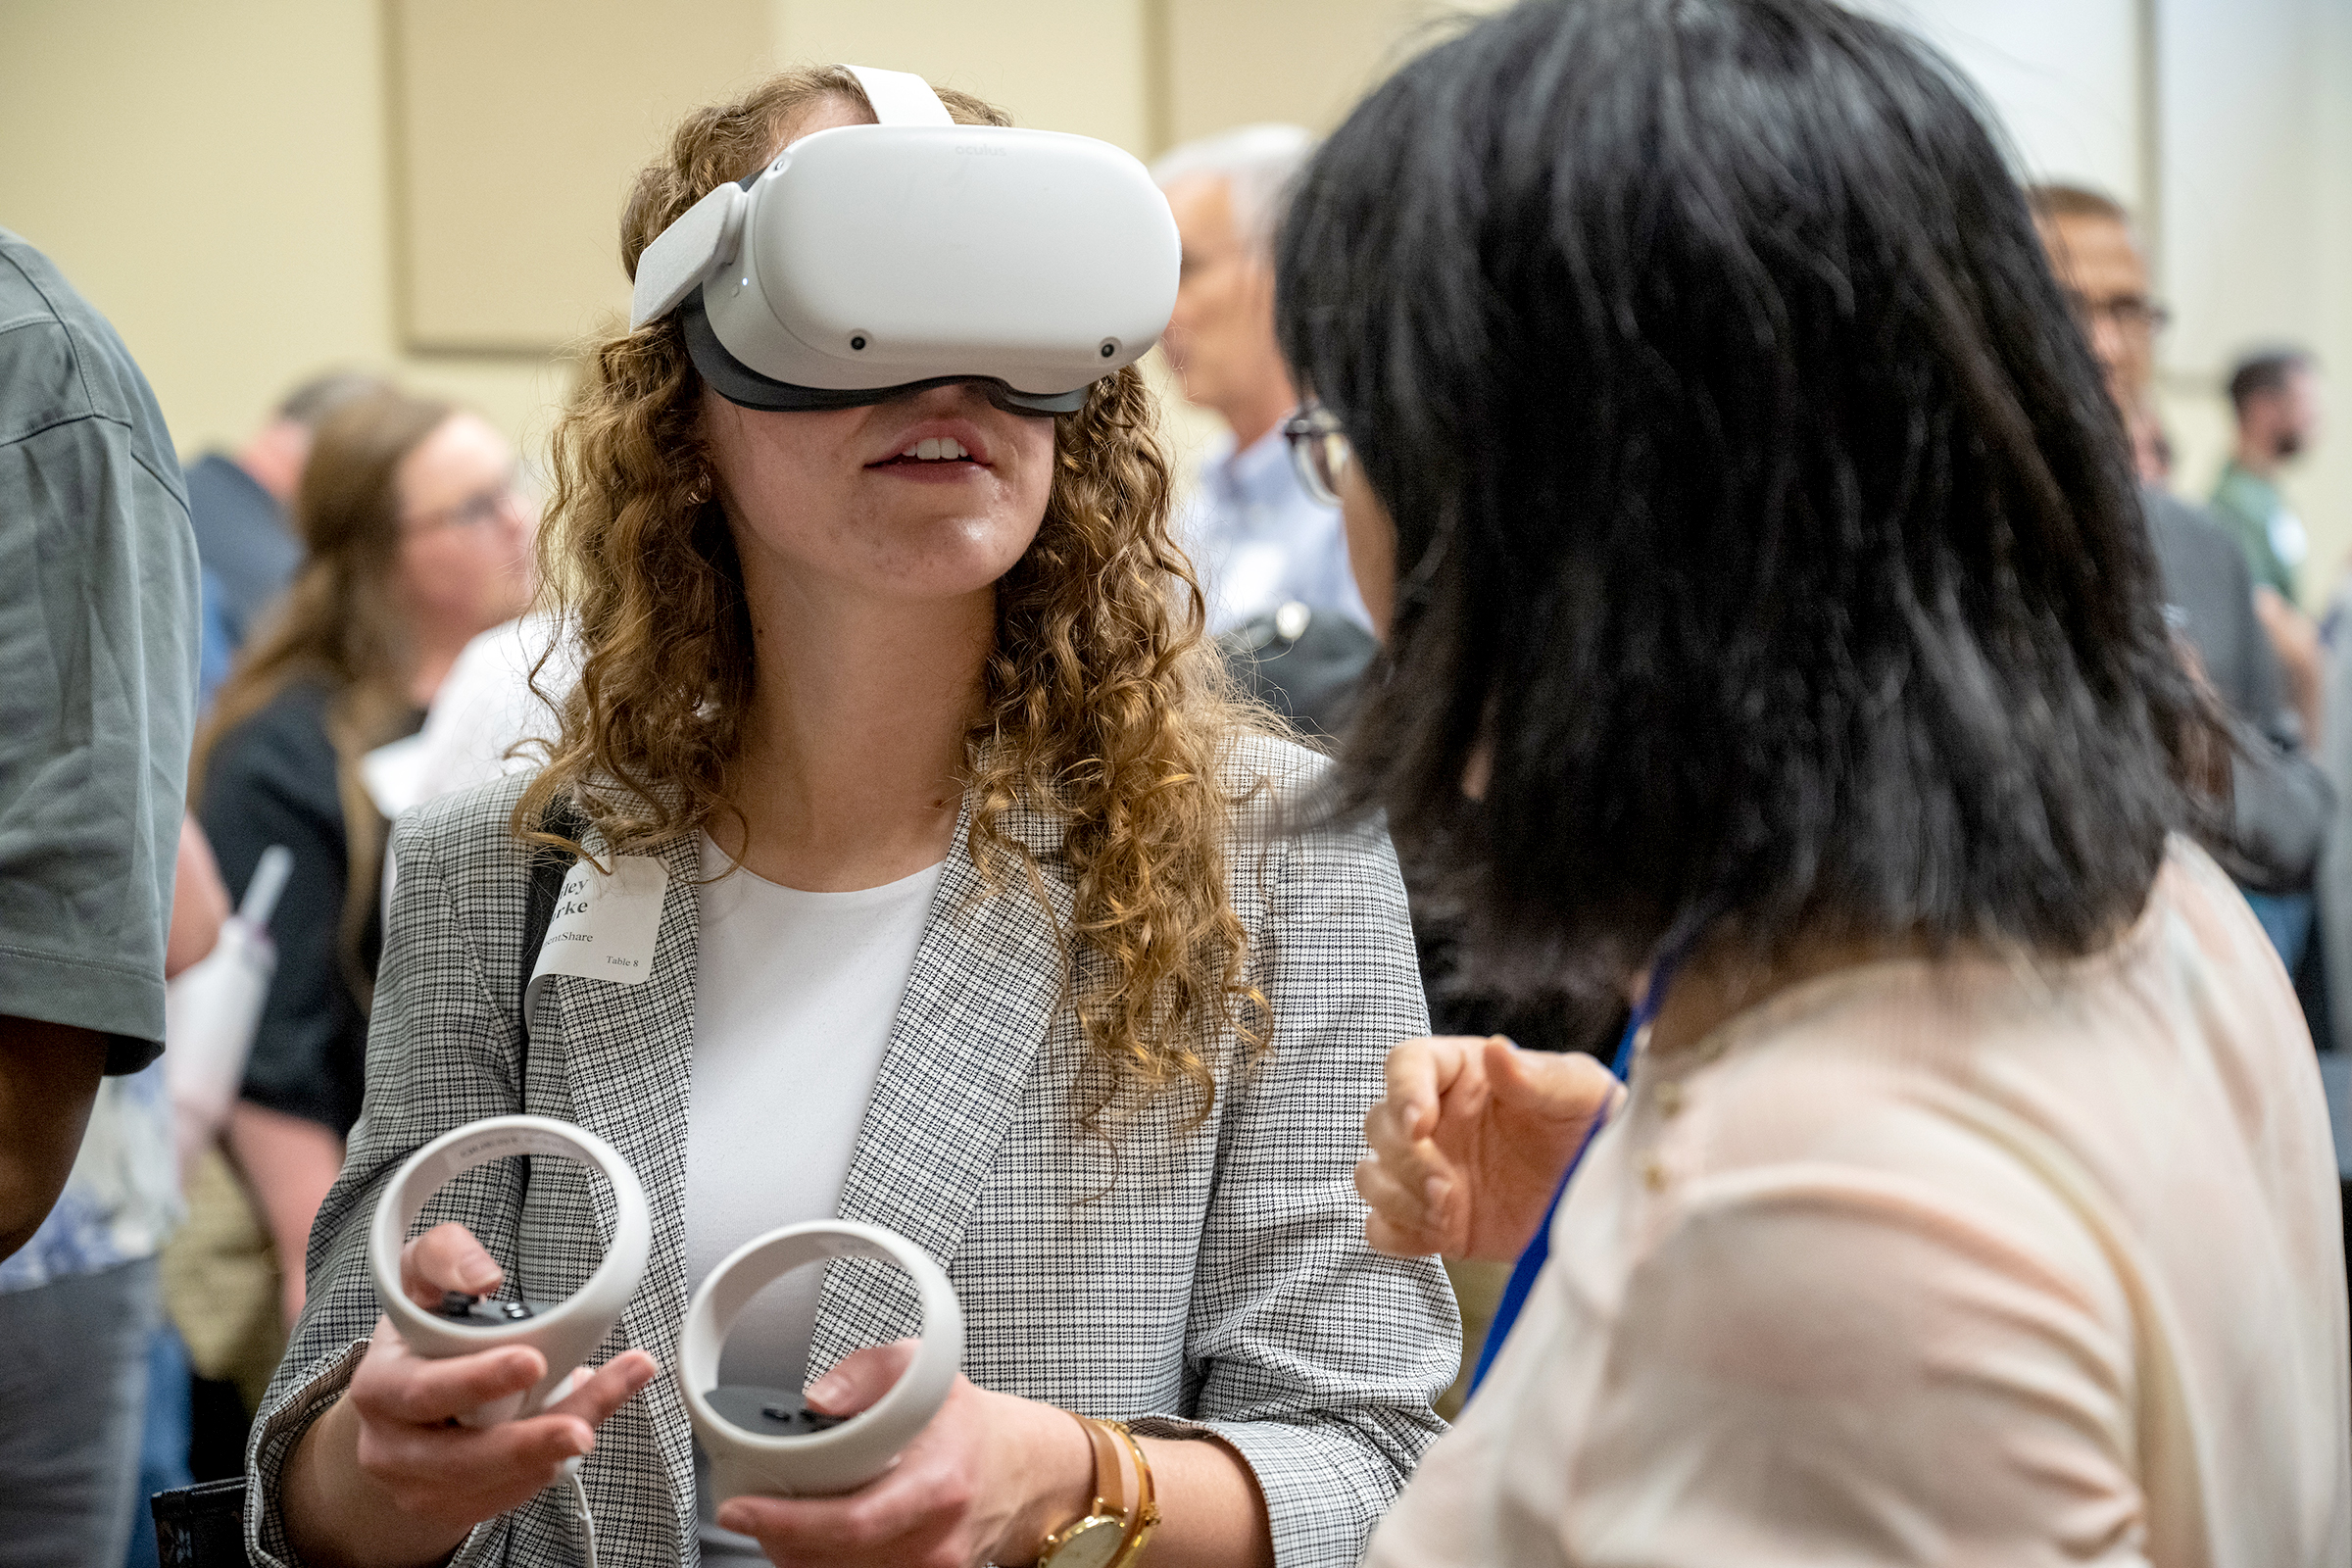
[1276,0,2220,1002]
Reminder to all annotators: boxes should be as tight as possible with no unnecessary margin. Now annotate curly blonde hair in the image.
[516,67,1269,1121]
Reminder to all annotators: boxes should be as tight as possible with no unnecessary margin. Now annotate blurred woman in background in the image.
[1291,0,2352,1562]
[196,387,535,1331]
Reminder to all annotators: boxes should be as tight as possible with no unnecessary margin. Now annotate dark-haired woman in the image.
[197,389,537,1331]
[1289,0,2352,1562]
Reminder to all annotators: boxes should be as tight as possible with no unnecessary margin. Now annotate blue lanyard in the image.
[1464,956,1679,1395]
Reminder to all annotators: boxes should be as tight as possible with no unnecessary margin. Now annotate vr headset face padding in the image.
[631,65,1179,416]
[680,297,1087,416]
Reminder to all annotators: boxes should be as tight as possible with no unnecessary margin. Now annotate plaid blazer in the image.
[244,738,1457,1566]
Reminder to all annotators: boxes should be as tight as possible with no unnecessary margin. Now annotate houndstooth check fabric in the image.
[243,737,1457,1567]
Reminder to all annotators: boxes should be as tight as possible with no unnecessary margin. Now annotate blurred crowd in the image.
[1,2,2346,1563]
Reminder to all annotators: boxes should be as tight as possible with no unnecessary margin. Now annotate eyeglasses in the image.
[405,472,528,536]
[2062,289,2173,336]
[1282,402,1352,506]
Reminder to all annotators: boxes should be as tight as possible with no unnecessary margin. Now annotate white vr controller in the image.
[373,1119,961,1499]
[370,1116,652,1429]
[681,1221,964,1500]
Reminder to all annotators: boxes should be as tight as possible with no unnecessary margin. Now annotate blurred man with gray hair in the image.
[1154,124,1371,642]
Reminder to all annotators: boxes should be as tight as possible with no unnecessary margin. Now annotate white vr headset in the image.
[629,65,1179,416]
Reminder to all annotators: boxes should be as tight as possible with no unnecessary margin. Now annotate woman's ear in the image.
[1339,461,1397,640]
[1460,743,1493,803]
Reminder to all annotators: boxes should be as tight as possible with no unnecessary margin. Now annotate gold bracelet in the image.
[1103,1423,1161,1568]
[1035,1414,1134,1568]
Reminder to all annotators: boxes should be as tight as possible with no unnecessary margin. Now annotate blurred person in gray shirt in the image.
[2032,186,2332,969]
[0,226,202,1564]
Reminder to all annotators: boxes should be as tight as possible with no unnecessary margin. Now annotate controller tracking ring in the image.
[369,1115,652,1428]
[681,1220,964,1500]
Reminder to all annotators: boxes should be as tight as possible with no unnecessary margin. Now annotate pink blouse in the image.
[1370,838,2350,1567]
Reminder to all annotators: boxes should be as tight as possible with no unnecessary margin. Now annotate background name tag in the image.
[530,856,669,990]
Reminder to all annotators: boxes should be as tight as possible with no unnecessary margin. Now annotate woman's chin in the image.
[836,514,1042,601]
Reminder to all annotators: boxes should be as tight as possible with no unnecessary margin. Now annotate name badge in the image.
[529,857,670,994]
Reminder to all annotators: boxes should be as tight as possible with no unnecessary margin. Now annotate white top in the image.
[1369,838,2351,1568]
[367,613,580,914]
[683,836,945,1395]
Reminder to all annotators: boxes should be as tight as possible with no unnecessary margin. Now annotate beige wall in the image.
[3,1,2343,597]
[1160,0,1504,146]
[1869,0,2352,609]
[0,2,562,460]
[389,0,771,354]
[0,0,1468,473]
[2155,0,2352,610]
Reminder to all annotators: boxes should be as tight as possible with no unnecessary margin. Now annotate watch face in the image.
[1048,1514,1128,1568]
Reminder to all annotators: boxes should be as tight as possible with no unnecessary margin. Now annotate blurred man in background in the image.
[0,226,202,1564]
[2031,185,2332,970]
[2214,349,2322,603]
[183,371,382,651]
[2212,350,2326,737]
[1153,124,1369,641]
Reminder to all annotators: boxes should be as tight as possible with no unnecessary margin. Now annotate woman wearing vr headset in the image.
[1298,1,2349,1564]
[246,66,1452,1568]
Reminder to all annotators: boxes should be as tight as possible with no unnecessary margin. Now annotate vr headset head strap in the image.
[631,182,745,330]
[842,65,953,126]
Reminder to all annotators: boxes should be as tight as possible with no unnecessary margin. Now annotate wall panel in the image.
[1160,0,1504,147]
[771,0,1151,153]
[389,0,771,353]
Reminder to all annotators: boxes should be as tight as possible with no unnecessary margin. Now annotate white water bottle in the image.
[164,845,293,1178]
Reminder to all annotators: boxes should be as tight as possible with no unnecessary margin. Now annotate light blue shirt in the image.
[1178,424,1371,635]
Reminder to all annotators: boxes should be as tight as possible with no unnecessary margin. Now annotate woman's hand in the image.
[1355,1036,1621,1262]
[283,1222,659,1568]
[717,1341,1095,1568]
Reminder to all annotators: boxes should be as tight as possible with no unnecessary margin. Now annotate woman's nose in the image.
[901,379,999,416]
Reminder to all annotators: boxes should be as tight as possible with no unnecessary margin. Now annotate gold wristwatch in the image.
[1036,1414,1134,1568]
